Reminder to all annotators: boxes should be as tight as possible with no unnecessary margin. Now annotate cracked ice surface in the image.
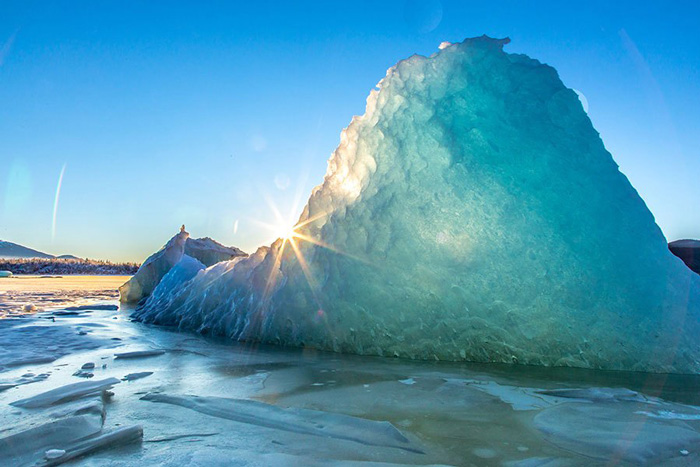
[133,36,700,373]
[4,288,700,465]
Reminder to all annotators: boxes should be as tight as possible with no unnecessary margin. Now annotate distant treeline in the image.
[0,258,140,275]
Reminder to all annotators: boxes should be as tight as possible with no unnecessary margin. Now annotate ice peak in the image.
[132,38,700,373]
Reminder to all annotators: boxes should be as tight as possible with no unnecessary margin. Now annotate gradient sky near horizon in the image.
[1,1,699,263]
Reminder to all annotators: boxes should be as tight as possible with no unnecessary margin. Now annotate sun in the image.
[251,186,369,317]
[276,223,296,241]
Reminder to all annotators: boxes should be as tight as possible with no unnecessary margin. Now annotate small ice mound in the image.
[114,350,165,359]
[119,226,245,303]
[398,378,416,385]
[122,372,153,381]
[72,369,94,379]
[45,449,66,459]
[10,378,121,408]
[43,425,143,466]
[0,415,102,465]
[48,400,105,419]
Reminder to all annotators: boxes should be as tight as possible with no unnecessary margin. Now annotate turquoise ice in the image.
[133,37,700,373]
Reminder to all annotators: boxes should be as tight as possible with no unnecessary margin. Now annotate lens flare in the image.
[51,164,67,242]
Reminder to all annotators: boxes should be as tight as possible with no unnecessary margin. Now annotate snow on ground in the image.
[0,275,128,318]
[2,277,700,465]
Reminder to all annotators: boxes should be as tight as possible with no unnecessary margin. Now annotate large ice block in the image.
[133,37,700,373]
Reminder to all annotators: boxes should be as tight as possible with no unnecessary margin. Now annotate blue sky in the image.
[1,1,699,262]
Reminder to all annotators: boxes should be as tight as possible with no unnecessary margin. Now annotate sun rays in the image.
[258,210,327,307]
[253,199,353,313]
[248,175,374,326]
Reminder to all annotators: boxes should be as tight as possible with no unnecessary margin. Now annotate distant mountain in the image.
[0,240,75,259]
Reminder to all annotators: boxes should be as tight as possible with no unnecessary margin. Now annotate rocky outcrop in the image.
[669,239,700,274]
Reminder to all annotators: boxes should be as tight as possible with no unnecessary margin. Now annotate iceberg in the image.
[133,36,700,373]
[119,226,246,303]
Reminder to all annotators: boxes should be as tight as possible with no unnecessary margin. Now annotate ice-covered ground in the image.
[0,275,129,318]
[2,278,700,465]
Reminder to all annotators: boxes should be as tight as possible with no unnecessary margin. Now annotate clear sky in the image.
[1,1,699,262]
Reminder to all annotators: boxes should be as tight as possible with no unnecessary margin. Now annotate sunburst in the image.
[259,210,328,308]
[251,187,372,322]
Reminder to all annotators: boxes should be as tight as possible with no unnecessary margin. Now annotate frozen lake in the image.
[1,276,700,466]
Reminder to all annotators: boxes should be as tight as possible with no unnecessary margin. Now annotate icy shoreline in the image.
[0,275,128,318]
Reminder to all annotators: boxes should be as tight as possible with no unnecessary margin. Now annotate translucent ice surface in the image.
[119,227,245,304]
[134,36,700,373]
[119,227,189,303]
